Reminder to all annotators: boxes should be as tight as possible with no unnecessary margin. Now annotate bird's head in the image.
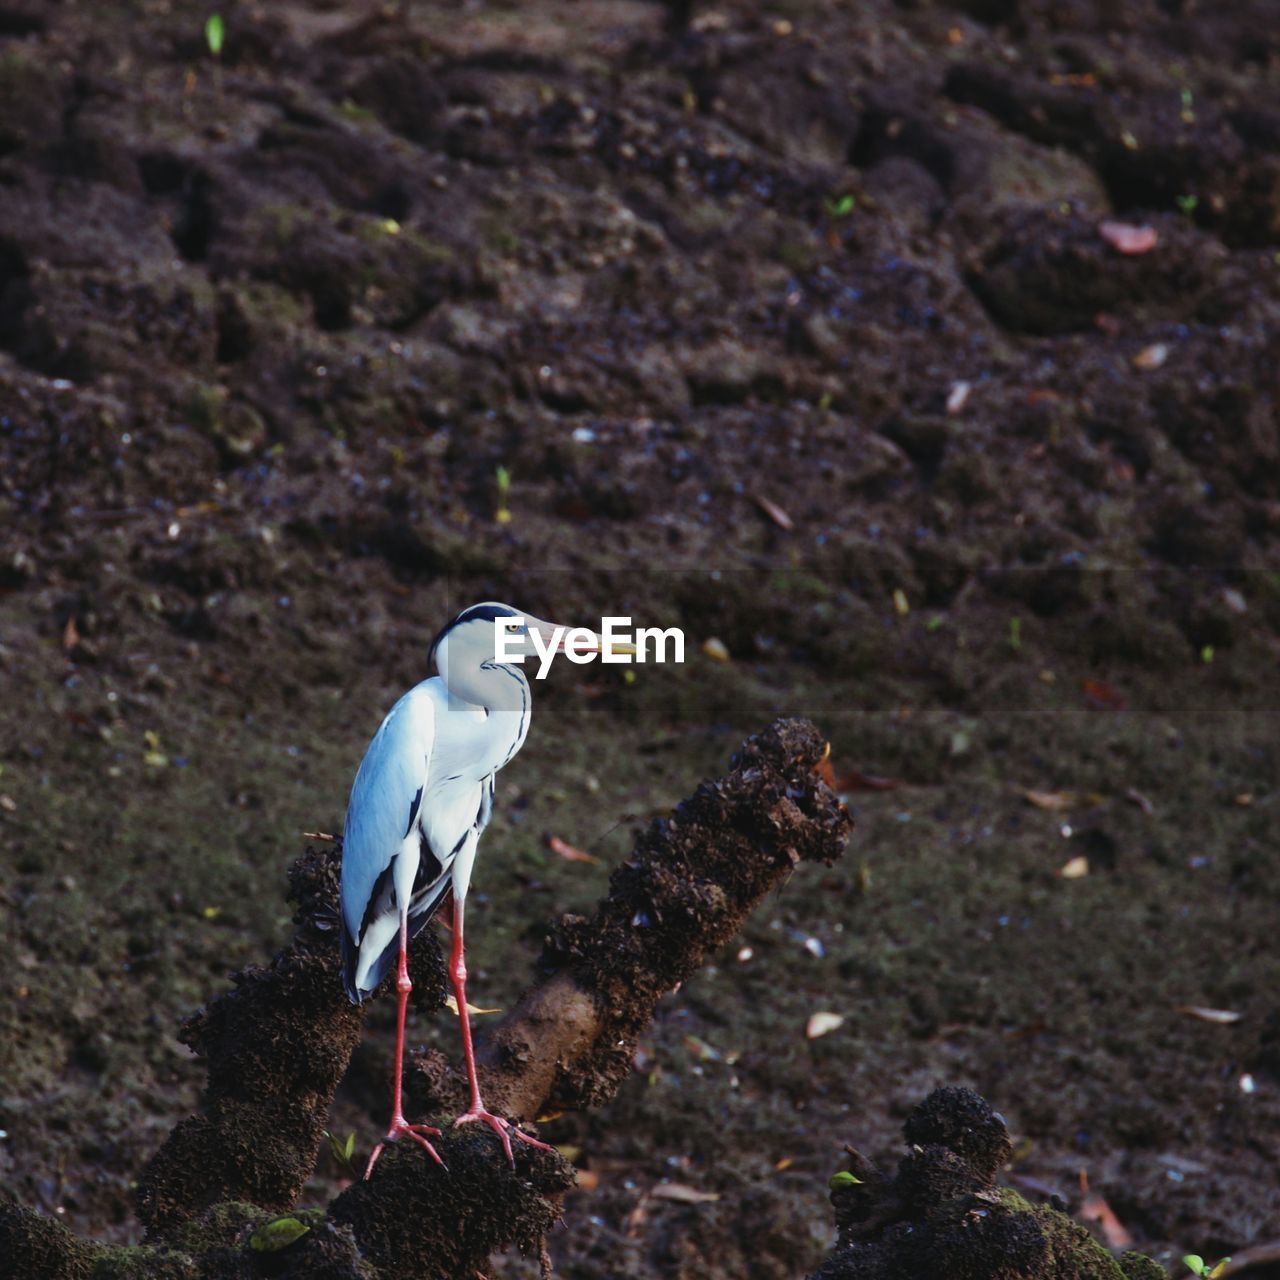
[429,601,636,689]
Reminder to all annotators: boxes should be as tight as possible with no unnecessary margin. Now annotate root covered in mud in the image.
[409,717,853,1124]
[132,847,439,1233]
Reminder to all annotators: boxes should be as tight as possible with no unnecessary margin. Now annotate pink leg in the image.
[450,894,553,1162]
[363,912,445,1180]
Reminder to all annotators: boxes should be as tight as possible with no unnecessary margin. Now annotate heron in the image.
[340,601,633,1176]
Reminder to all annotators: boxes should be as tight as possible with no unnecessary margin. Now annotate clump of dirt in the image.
[330,1132,574,1280]
[811,1087,1165,1280]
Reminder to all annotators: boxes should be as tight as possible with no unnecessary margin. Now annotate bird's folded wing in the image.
[340,683,436,946]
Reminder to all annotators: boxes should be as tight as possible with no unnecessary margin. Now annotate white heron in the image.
[340,601,633,1176]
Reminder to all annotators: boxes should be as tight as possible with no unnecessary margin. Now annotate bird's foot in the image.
[362,1118,446,1180]
[454,1106,553,1164]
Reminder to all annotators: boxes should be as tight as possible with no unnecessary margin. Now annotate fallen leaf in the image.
[774,1156,795,1171]
[1124,788,1155,816]
[752,493,794,531]
[836,767,902,792]
[624,1195,651,1237]
[892,588,910,616]
[445,994,502,1016]
[684,1034,722,1062]
[545,833,598,864]
[702,637,731,663]
[1214,1239,1280,1275]
[1021,788,1078,812]
[817,756,902,793]
[250,1217,311,1252]
[0,795,15,813]
[651,1182,720,1204]
[62,615,80,652]
[1132,342,1169,371]
[1221,587,1248,615]
[1003,1021,1048,1043]
[945,380,972,415]
[1058,856,1089,879]
[1078,1192,1133,1248]
[1081,678,1128,710]
[1024,388,1061,406]
[1098,220,1159,255]
[806,1012,845,1040]
[575,1169,601,1191]
[1178,1005,1242,1025]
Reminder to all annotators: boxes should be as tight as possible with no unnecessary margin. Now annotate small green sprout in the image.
[1180,87,1195,124]
[324,1130,358,1178]
[1200,644,1215,664]
[829,1170,864,1190]
[204,13,225,58]
[1175,193,1199,222]
[1182,1255,1230,1279]
[1008,616,1022,652]
[495,465,512,524]
[824,193,856,219]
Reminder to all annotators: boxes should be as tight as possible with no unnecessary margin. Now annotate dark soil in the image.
[1,1,1278,1277]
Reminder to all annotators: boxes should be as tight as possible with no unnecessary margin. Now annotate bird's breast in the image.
[435,694,528,779]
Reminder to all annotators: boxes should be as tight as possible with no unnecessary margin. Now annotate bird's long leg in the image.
[362,911,445,1180]
[449,893,554,1161]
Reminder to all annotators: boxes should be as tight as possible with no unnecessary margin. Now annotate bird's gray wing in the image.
[340,684,435,1000]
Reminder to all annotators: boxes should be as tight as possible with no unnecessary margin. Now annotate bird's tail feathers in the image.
[340,879,452,1003]
[340,920,371,1004]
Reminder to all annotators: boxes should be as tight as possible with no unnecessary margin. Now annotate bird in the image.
[340,601,633,1176]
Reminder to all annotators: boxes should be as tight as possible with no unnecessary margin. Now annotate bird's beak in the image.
[527,618,637,657]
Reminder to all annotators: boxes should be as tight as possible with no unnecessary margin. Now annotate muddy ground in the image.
[1,0,1278,1275]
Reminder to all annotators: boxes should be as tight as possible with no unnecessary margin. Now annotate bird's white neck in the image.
[436,641,530,713]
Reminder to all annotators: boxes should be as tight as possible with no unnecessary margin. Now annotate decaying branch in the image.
[0,717,850,1280]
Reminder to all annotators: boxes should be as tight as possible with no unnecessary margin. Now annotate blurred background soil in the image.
[1,0,1278,1275]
